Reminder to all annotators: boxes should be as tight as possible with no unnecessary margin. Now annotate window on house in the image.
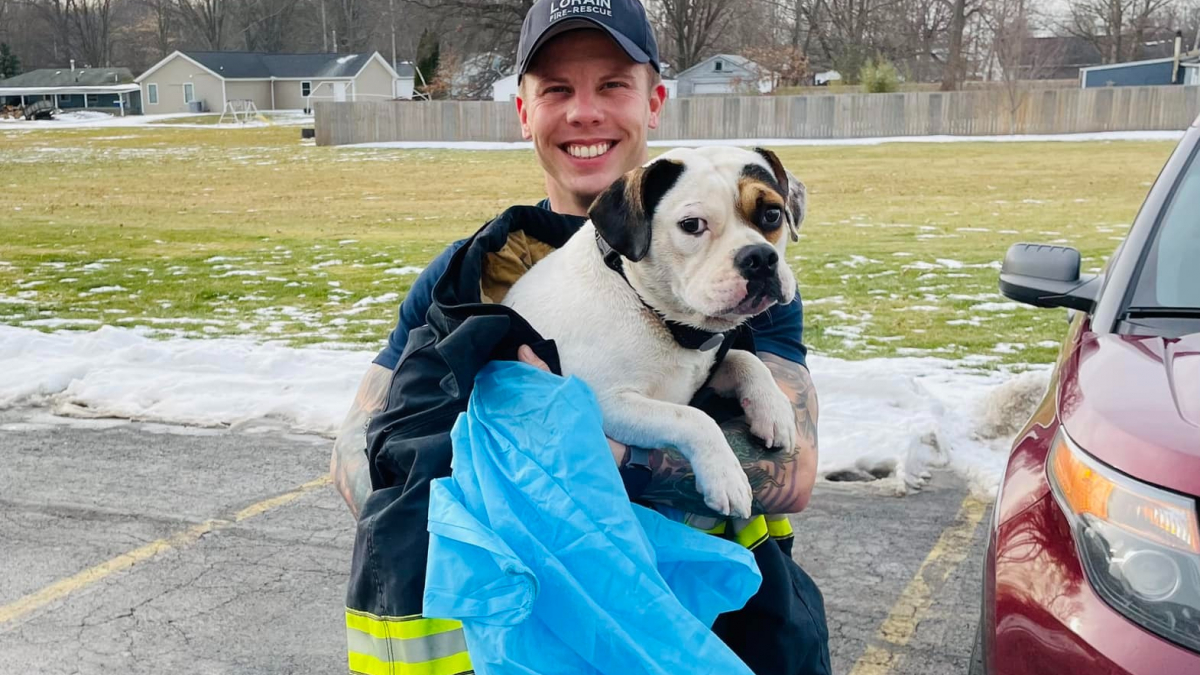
[147,83,158,105]
[183,82,195,103]
[715,61,723,72]
[301,81,312,97]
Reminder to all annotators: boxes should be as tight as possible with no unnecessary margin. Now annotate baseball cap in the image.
[517,0,660,80]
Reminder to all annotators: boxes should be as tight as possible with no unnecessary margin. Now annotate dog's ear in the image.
[753,147,805,242]
[588,158,685,262]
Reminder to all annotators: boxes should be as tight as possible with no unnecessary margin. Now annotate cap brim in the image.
[519,17,651,78]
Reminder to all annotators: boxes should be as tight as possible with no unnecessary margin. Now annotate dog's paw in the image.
[742,386,796,452]
[693,449,753,519]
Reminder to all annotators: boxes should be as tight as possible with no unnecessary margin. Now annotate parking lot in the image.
[0,408,990,675]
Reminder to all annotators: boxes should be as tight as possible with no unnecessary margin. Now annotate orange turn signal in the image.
[1049,431,1200,554]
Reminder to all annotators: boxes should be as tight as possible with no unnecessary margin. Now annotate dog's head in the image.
[588,146,805,332]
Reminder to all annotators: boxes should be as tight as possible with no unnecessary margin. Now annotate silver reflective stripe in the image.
[346,625,468,664]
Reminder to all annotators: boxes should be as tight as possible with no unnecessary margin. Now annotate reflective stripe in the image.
[346,611,472,675]
[732,515,769,550]
[766,515,794,539]
[348,650,473,675]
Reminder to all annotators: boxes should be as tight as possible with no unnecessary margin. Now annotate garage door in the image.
[692,82,729,95]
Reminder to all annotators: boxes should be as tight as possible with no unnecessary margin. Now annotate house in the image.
[674,55,773,97]
[489,70,678,101]
[1080,54,1200,87]
[0,66,141,115]
[134,51,409,115]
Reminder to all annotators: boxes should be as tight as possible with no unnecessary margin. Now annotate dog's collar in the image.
[595,231,727,352]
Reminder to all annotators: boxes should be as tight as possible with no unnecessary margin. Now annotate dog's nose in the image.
[735,244,779,280]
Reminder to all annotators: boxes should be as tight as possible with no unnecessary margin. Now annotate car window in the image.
[1130,150,1200,309]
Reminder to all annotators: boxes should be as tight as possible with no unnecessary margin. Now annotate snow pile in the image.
[0,325,1051,497]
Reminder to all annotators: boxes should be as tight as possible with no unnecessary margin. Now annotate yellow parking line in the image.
[0,474,332,627]
[848,494,988,675]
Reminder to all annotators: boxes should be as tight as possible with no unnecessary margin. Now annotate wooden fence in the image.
[315,85,1200,146]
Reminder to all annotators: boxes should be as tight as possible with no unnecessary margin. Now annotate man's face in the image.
[516,30,666,213]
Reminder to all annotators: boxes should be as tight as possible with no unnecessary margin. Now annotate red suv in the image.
[974,118,1200,674]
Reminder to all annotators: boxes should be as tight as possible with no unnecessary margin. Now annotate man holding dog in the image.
[332,0,830,673]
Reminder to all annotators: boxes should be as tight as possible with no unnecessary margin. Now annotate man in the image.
[332,1,829,673]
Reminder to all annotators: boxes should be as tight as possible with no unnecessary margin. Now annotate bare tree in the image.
[1064,0,1177,63]
[34,0,76,62]
[237,0,301,50]
[174,0,226,49]
[73,0,115,65]
[940,0,983,89]
[648,0,738,71]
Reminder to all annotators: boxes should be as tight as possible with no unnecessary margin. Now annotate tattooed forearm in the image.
[330,363,391,519]
[638,354,820,517]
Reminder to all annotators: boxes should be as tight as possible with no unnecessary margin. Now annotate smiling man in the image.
[332,1,829,673]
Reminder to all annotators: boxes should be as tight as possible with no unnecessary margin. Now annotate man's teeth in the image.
[567,142,610,159]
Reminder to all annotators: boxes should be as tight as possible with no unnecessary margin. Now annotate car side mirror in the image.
[999,243,1101,312]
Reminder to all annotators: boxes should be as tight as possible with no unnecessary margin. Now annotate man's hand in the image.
[330,363,392,519]
[516,345,819,517]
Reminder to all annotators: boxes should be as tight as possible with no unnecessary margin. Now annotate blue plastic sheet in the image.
[423,361,761,675]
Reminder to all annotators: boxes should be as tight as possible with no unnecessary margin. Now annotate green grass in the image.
[0,125,1178,364]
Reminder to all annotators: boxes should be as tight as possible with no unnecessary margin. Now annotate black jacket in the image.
[344,205,830,675]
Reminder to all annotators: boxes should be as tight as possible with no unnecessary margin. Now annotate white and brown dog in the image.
[502,146,805,518]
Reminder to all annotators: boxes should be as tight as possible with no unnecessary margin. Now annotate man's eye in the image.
[679,218,707,235]
[603,81,628,89]
[544,86,569,94]
[761,207,783,229]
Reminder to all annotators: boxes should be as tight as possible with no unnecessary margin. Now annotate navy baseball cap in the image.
[517,0,660,80]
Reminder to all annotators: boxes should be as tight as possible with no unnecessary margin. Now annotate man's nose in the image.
[566,90,604,126]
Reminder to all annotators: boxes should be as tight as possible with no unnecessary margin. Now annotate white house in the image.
[814,70,842,86]
[135,50,409,115]
[675,55,773,96]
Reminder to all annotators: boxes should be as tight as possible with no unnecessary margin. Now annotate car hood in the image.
[1061,331,1200,497]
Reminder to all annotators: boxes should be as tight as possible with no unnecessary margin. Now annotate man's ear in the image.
[588,158,685,262]
[753,147,805,242]
[516,85,532,141]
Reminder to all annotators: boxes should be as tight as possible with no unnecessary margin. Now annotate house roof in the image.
[0,67,134,87]
[178,51,375,79]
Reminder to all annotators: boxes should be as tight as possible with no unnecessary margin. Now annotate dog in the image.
[501,146,805,518]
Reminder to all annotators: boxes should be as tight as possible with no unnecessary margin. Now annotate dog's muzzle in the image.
[735,244,785,304]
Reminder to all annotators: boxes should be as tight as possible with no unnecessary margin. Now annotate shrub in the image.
[859,58,900,93]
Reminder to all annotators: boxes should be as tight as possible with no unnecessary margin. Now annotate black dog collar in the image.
[595,232,727,352]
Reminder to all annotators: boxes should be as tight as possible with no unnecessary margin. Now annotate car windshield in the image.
[1129,146,1200,310]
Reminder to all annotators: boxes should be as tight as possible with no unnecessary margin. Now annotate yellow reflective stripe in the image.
[348,649,473,675]
[345,610,472,675]
[346,610,463,640]
[732,515,769,550]
[767,515,794,539]
[700,521,727,535]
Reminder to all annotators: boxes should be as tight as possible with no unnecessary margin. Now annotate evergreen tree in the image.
[0,43,21,80]
[415,29,440,99]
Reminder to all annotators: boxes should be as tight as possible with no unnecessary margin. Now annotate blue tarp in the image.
[424,361,762,675]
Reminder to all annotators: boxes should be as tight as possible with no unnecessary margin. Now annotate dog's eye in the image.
[679,217,707,235]
[761,207,783,229]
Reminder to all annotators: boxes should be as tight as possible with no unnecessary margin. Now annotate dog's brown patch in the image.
[737,176,787,244]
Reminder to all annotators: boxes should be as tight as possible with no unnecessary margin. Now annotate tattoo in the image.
[639,354,819,517]
[330,363,392,519]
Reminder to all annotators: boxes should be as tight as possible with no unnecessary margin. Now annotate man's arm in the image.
[638,352,819,517]
[330,363,392,519]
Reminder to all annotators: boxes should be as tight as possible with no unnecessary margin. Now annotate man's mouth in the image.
[563,141,616,160]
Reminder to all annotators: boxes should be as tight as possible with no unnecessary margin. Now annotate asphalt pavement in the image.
[0,408,991,675]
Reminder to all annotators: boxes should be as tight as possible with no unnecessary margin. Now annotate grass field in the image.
[0,125,1179,366]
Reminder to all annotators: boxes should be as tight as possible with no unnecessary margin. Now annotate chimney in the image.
[1174,30,1183,83]
[70,59,75,74]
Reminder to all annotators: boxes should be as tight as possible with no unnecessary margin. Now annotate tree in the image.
[650,0,739,71]
[0,42,20,78]
[174,0,227,49]
[1063,0,1179,63]
[414,27,439,98]
[742,44,809,89]
[941,0,984,89]
[73,0,115,66]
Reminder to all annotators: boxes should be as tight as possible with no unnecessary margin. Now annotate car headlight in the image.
[1048,430,1200,652]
